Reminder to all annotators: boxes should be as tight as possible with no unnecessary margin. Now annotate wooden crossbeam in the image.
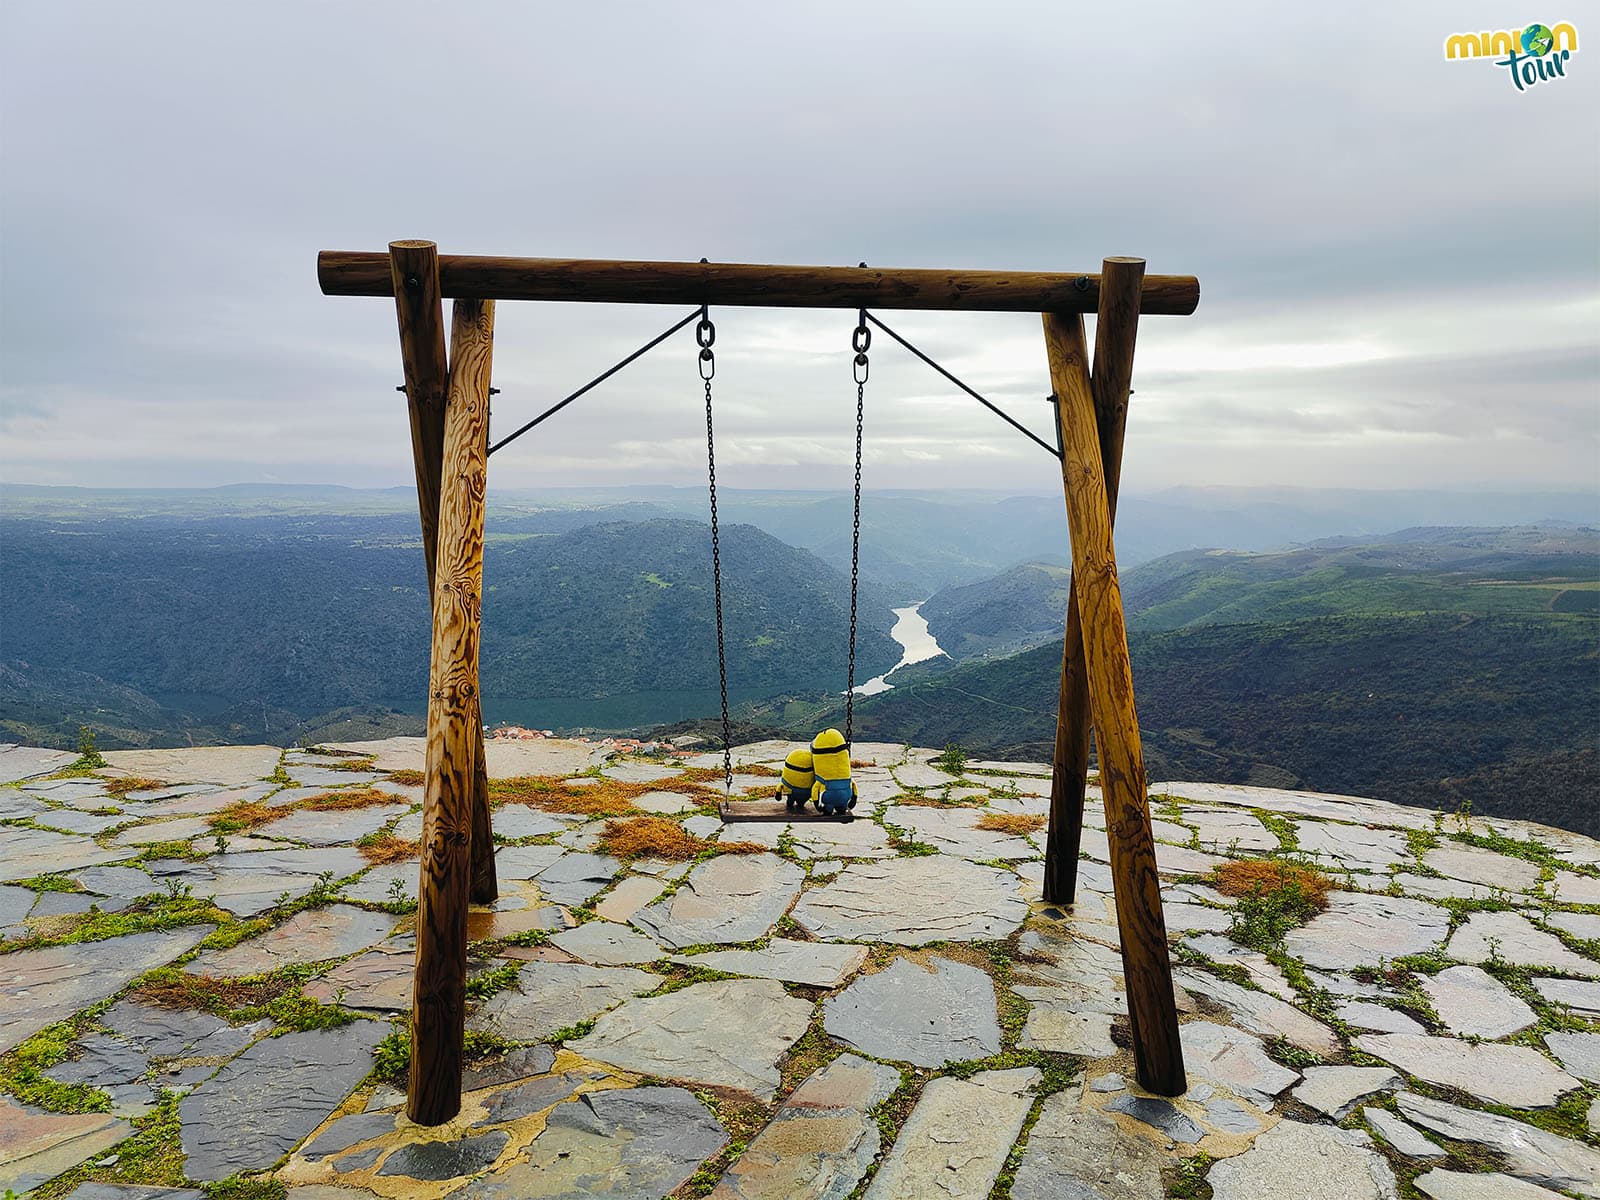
[320,251,1200,315]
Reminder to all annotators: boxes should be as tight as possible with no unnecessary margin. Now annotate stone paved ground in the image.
[1,739,1598,1199]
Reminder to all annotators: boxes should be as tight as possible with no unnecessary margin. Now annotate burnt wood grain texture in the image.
[389,241,496,908]
[1044,308,1185,1096]
[408,297,495,1126]
[321,251,1199,315]
[1044,258,1145,905]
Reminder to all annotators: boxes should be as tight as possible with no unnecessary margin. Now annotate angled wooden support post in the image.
[408,298,495,1126]
[1043,306,1184,1096]
[1044,258,1144,904]
[389,241,496,907]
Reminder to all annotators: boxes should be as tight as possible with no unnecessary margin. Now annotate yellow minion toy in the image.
[808,728,857,819]
[778,747,814,811]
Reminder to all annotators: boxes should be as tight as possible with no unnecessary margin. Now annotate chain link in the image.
[700,306,733,794]
[846,308,868,747]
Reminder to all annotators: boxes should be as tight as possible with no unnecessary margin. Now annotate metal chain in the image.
[846,309,869,747]
[699,307,733,794]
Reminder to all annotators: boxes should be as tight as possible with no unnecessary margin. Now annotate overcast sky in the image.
[1,2,1595,497]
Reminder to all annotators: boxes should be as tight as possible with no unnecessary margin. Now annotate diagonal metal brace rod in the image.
[863,312,1063,461]
[487,307,704,456]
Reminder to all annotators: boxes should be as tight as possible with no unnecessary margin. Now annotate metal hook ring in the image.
[853,354,869,384]
[699,347,715,380]
[696,318,716,349]
[852,325,871,354]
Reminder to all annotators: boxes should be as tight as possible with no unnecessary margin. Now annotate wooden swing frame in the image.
[317,241,1201,1125]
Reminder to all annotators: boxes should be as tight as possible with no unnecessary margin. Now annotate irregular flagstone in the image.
[628,790,699,815]
[672,939,868,988]
[339,863,417,906]
[1151,781,1435,831]
[593,874,667,923]
[548,922,662,966]
[1364,1107,1445,1160]
[1011,1094,1164,1196]
[3,825,128,878]
[1163,901,1232,933]
[1180,1021,1299,1102]
[1534,977,1600,1018]
[1552,871,1600,905]
[283,765,384,788]
[1395,872,1498,902]
[178,1021,386,1180]
[631,853,803,949]
[462,1044,558,1090]
[1549,911,1600,940]
[1186,808,1279,853]
[0,788,51,821]
[1416,1169,1567,1199]
[1153,842,1227,875]
[1176,968,1339,1055]
[0,1097,129,1196]
[1544,1032,1600,1084]
[893,761,958,790]
[1395,1092,1600,1197]
[304,945,414,1011]
[890,807,1034,860]
[1293,821,1411,872]
[78,866,158,899]
[486,805,569,840]
[34,808,129,836]
[493,843,566,881]
[1014,929,1127,1014]
[792,857,1027,945]
[709,1054,901,1200]
[0,884,36,931]
[478,1072,602,1123]
[458,1085,728,1200]
[824,957,1000,1067]
[147,847,366,917]
[862,1068,1038,1200]
[684,739,796,770]
[1337,1000,1426,1035]
[600,760,683,783]
[1354,1034,1581,1108]
[100,998,265,1061]
[570,978,812,1101]
[1291,1066,1401,1118]
[788,819,894,859]
[1425,844,1541,892]
[300,1110,397,1160]
[185,905,398,976]
[483,738,608,779]
[1207,1119,1398,1200]
[0,744,78,782]
[112,816,219,846]
[58,1185,205,1199]
[532,852,623,905]
[1422,965,1537,1038]
[468,962,659,1042]
[1019,1004,1117,1057]
[1447,911,1600,977]
[1183,934,1295,999]
[1284,892,1449,971]
[1104,1094,1204,1143]
[376,1131,509,1180]
[0,927,212,1053]
[252,804,408,847]
[467,901,567,944]
[102,745,282,787]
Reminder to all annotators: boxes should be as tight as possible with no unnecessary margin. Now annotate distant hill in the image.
[843,612,1600,836]
[921,526,1600,659]
[1,516,898,747]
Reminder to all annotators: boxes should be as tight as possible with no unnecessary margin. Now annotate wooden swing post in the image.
[1044,302,1184,1095]
[389,241,497,907]
[409,297,495,1126]
[1044,257,1143,905]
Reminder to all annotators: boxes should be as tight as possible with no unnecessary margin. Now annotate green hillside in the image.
[1,515,899,747]
[920,526,1600,659]
[844,612,1600,836]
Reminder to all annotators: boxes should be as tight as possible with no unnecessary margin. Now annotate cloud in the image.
[0,1,1595,493]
